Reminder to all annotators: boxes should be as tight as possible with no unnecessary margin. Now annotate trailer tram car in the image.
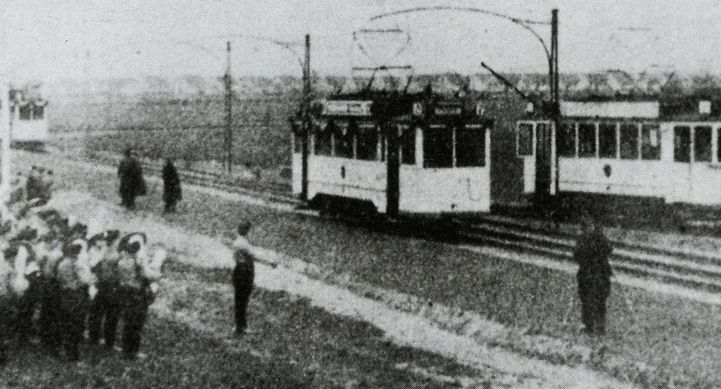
[291,93,493,219]
[517,98,721,206]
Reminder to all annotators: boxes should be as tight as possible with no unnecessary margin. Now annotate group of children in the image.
[0,198,166,364]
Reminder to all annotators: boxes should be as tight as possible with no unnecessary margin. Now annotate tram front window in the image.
[356,127,377,161]
[424,126,453,168]
[401,128,416,165]
[558,122,576,157]
[32,106,44,120]
[674,126,691,162]
[641,124,661,160]
[517,123,533,156]
[315,131,332,156]
[578,122,596,158]
[694,126,712,162]
[19,105,32,120]
[334,130,354,159]
[456,127,485,167]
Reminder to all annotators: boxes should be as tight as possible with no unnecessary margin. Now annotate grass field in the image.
[18,150,721,387]
[50,96,296,168]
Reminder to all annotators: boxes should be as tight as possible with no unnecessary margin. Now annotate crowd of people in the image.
[0,177,167,365]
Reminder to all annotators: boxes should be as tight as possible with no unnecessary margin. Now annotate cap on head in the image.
[236,221,252,236]
[4,244,19,259]
[62,239,86,257]
[104,229,120,244]
[119,232,147,254]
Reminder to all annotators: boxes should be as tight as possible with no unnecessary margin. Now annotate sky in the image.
[1,0,720,82]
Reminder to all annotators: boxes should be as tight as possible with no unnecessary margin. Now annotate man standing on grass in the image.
[161,159,182,214]
[118,148,146,210]
[231,221,257,336]
[573,215,613,335]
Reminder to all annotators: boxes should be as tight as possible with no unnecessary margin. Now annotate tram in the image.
[291,91,493,218]
[9,89,49,149]
[517,97,721,205]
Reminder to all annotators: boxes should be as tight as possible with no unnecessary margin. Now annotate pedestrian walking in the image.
[231,222,257,336]
[573,216,613,336]
[161,159,182,213]
[118,148,146,210]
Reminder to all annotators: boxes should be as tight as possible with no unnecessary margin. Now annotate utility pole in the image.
[300,34,310,200]
[551,8,560,195]
[224,41,233,175]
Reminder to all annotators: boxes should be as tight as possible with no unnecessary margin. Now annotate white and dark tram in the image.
[8,89,49,149]
[291,92,493,218]
[517,98,721,205]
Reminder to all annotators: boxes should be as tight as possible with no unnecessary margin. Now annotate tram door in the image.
[535,122,553,197]
[386,123,400,218]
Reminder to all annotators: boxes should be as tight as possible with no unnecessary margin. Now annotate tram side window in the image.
[356,128,378,161]
[456,127,486,167]
[599,123,617,158]
[620,123,639,160]
[694,126,712,162]
[641,124,661,160]
[315,131,333,156]
[517,123,533,156]
[401,128,416,165]
[578,122,596,158]
[717,128,721,163]
[557,122,575,157]
[334,130,354,159]
[674,126,691,162]
[424,126,453,168]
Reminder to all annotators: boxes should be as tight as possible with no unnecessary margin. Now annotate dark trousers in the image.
[121,192,136,209]
[164,199,177,213]
[578,277,610,335]
[119,287,149,358]
[39,279,62,354]
[233,269,254,333]
[58,289,89,361]
[0,305,11,365]
[88,287,121,347]
[14,281,42,344]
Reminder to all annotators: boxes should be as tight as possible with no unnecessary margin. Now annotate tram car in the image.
[8,89,49,150]
[517,97,721,205]
[291,92,493,218]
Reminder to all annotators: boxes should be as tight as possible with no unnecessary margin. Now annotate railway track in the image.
[463,218,721,292]
[75,154,300,206]
[66,152,721,293]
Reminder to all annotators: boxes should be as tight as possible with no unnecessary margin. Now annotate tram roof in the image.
[524,96,721,121]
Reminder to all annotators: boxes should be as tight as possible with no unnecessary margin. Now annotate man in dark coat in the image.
[573,216,613,335]
[118,148,146,210]
[161,159,182,213]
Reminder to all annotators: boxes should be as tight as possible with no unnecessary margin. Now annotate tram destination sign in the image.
[433,104,463,116]
[322,100,373,116]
